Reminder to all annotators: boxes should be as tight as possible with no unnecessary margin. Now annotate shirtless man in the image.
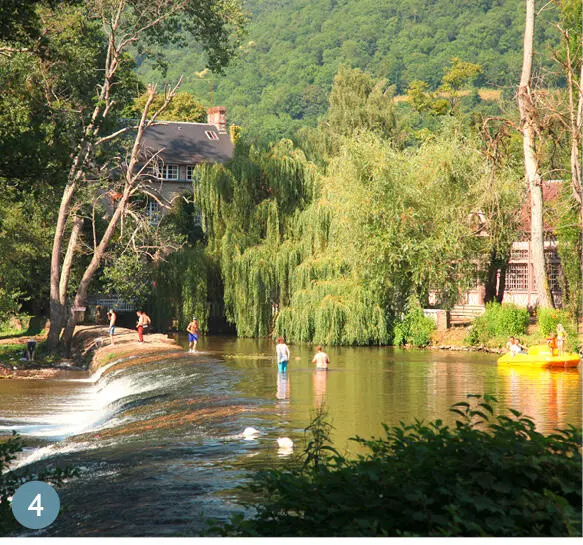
[141,311,151,334]
[107,309,117,346]
[312,345,330,370]
[186,317,200,353]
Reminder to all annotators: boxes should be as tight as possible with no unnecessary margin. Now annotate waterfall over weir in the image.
[1,355,183,448]
[0,346,277,536]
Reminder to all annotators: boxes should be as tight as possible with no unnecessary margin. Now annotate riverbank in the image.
[84,325,182,373]
[429,327,505,354]
[0,325,184,379]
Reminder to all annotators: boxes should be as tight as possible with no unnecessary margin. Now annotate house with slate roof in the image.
[139,106,234,222]
[87,107,234,315]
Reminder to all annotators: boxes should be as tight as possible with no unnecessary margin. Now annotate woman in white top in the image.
[276,336,291,373]
[312,345,330,370]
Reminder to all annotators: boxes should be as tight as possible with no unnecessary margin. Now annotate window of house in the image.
[510,248,528,261]
[205,130,219,140]
[147,200,160,226]
[156,163,178,180]
[186,165,194,181]
[505,263,528,291]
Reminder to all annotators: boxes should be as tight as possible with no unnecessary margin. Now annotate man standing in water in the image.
[312,345,330,370]
[107,309,117,346]
[186,317,200,353]
[275,336,290,373]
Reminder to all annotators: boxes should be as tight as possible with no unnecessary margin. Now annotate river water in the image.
[0,336,580,536]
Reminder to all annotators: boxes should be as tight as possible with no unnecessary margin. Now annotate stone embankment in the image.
[0,325,184,379]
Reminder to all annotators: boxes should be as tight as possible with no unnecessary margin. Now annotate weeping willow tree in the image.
[196,139,315,337]
[195,119,516,344]
[154,245,212,332]
[195,67,520,345]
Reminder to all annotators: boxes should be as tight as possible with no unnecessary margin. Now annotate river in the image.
[0,336,580,536]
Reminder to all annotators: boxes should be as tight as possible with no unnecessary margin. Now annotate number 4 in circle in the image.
[12,480,60,529]
[28,493,44,517]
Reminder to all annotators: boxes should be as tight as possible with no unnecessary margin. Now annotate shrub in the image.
[466,303,529,345]
[393,307,436,348]
[536,308,578,350]
[217,396,582,537]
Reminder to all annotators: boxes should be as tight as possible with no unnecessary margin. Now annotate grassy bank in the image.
[430,304,581,354]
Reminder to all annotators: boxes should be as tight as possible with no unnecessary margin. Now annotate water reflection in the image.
[497,366,580,430]
[313,369,328,408]
[0,336,579,537]
[276,372,290,402]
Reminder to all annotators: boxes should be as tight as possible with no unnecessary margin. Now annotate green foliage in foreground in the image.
[0,433,78,536]
[217,395,582,537]
[467,303,530,346]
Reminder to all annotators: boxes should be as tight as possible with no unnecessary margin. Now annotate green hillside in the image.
[136,0,560,139]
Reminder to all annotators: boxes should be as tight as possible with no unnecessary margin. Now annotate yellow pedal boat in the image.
[497,344,581,369]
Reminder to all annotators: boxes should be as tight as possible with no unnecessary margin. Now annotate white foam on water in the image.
[10,441,98,470]
[3,360,181,441]
[3,354,195,471]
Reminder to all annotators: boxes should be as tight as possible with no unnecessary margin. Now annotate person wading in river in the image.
[275,336,290,373]
[186,317,200,353]
[312,345,330,370]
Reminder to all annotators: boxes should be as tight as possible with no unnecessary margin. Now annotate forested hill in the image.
[136,0,560,139]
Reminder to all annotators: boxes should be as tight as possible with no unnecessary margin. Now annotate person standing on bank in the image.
[136,310,146,343]
[275,337,290,373]
[141,310,151,335]
[186,317,200,353]
[107,309,117,346]
[26,339,37,361]
[312,345,330,370]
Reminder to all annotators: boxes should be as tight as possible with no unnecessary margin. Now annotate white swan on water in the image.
[276,437,293,449]
[242,427,261,440]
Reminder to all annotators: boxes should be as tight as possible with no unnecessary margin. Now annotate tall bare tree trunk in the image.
[566,32,583,232]
[517,0,553,308]
[47,184,78,349]
[60,87,160,354]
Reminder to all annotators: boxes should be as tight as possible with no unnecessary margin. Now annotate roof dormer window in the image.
[205,130,219,140]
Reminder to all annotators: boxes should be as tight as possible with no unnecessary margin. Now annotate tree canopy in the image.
[137,0,561,140]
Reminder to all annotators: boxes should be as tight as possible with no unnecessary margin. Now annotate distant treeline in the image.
[137,0,560,138]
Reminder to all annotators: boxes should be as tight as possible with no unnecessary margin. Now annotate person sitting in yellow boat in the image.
[505,336,516,353]
[546,332,558,356]
[556,324,567,356]
[512,338,527,354]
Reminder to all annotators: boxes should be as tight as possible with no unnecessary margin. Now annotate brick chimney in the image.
[207,106,227,134]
